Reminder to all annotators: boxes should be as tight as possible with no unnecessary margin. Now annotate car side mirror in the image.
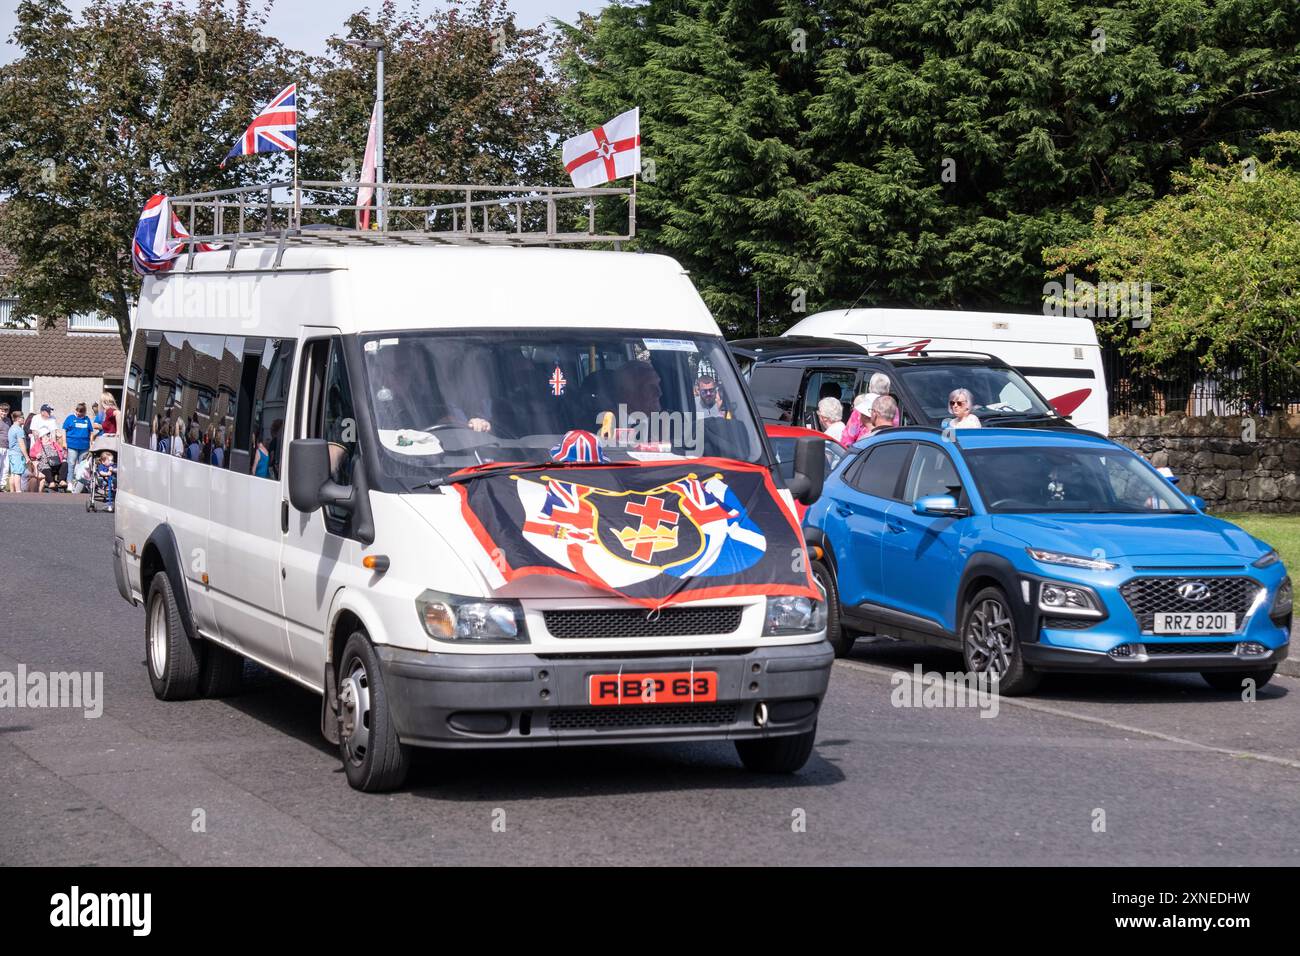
[787,436,825,506]
[288,438,353,514]
[913,494,962,517]
[1188,495,1206,512]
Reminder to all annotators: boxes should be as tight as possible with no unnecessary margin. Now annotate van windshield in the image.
[892,364,1059,426]
[358,330,766,487]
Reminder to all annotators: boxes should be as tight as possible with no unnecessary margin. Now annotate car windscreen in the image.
[359,329,766,487]
[964,446,1193,514]
[893,364,1057,425]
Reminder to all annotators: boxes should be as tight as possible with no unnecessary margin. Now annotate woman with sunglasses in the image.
[946,387,982,429]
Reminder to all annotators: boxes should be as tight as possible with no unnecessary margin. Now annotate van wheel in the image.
[960,585,1040,696]
[736,724,817,773]
[145,573,202,700]
[812,560,854,657]
[1201,667,1275,692]
[338,631,410,792]
[199,643,245,698]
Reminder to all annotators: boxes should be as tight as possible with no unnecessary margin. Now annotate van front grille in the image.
[543,606,743,639]
[547,703,738,731]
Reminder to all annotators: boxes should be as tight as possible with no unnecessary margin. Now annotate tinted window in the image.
[902,442,962,502]
[846,441,913,500]
[964,446,1191,513]
[124,329,157,449]
[248,339,294,480]
[800,369,857,429]
[747,365,803,423]
[769,434,846,482]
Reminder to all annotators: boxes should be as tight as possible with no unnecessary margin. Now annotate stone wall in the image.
[1110,413,1300,513]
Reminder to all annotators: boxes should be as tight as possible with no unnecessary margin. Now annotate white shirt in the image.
[30,414,56,440]
[824,421,846,441]
[948,414,982,429]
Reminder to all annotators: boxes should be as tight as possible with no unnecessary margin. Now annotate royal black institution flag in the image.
[453,458,819,608]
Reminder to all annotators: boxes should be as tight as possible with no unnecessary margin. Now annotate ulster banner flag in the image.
[453,459,819,608]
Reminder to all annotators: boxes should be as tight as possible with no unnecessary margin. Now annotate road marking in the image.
[835,658,1300,772]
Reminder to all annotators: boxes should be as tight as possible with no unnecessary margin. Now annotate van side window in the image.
[209,337,243,469]
[246,339,295,480]
[124,329,159,449]
[174,334,224,463]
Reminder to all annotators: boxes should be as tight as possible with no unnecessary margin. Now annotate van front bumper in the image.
[377,641,834,749]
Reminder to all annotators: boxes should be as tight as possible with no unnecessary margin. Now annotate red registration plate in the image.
[588,671,718,706]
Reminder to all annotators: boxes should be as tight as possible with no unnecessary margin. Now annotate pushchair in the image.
[86,433,119,513]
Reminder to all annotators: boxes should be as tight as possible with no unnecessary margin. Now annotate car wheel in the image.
[811,559,854,658]
[960,585,1040,696]
[1201,667,1275,692]
[337,631,411,793]
[198,642,246,698]
[145,573,203,701]
[735,723,817,773]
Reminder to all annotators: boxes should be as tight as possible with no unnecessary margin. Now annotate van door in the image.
[278,332,359,688]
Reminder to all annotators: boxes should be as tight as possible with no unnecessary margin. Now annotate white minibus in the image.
[112,187,832,792]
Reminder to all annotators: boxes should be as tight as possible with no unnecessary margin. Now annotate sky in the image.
[0,0,607,65]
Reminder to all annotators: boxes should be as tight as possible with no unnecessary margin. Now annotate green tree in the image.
[1045,133,1300,410]
[559,0,1300,335]
[0,0,309,349]
[301,0,566,227]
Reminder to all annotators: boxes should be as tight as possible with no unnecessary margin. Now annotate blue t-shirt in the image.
[7,424,25,455]
[63,414,93,450]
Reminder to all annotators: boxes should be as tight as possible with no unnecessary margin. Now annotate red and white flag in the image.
[562,107,641,188]
[356,101,379,230]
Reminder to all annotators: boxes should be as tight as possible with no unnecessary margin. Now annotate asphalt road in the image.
[2,494,1297,866]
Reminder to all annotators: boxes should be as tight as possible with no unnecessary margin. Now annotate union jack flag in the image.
[131,193,216,277]
[550,429,608,464]
[222,83,297,167]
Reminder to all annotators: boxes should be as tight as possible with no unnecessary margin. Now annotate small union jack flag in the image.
[222,83,297,167]
[549,366,567,396]
[550,430,608,464]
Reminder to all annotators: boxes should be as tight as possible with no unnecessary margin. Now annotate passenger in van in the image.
[694,375,725,418]
[946,388,982,429]
[817,396,845,442]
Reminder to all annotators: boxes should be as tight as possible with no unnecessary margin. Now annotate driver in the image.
[946,388,981,429]
[436,346,495,433]
[612,360,662,415]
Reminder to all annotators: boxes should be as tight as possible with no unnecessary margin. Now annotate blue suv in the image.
[804,427,1292,694]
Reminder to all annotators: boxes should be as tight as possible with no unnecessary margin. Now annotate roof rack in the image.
[167,179,636,271]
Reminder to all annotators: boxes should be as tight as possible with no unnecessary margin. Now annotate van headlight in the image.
[763,595,827,635]
[416,590,528,643]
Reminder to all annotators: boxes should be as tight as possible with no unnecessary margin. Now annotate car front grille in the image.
[546,703,738,731]
[1042,617,1096,630]
[542,606,744,639]
[1119,576,1261,633]
[1143,641,1238,656]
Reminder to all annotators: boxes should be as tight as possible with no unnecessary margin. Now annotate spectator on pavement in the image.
[30,403,57,446]
[92,393,119,440]
[818,396,846,442]
[6,409,30,493]
[0,402,8,490]
[62,402,93,492]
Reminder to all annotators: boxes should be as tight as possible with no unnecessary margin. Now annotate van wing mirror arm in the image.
[789,437,826,506]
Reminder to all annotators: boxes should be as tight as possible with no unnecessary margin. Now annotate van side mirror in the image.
[787,437,825,506]
[288,439,353,514]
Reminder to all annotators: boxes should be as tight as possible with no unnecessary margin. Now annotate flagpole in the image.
[292,145,300,229]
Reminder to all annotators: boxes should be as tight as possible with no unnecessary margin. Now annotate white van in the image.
[785,309,1110,434]
[112,201,832,792]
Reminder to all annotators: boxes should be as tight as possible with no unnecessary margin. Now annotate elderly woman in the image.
[842,372,895,445]
[946,387,982,429]
[817,395,846,442]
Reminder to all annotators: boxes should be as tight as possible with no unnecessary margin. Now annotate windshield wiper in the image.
[417,457,637,490]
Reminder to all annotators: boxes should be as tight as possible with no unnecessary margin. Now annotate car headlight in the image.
[763,595,827,636]
[1026,548,1117,571]
[416,590,528,642]
[1253,549,1280,569]
[1038,582,1104,617]
[1272,577,1293,619]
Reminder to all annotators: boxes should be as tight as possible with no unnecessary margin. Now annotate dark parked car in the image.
[730,336,1074,434]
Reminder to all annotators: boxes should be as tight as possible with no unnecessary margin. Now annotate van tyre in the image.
[1201,667,1275,692]
[812,560,854,658]
[960,585,1040,696]
[199,643,245,698]
[338,631,410,792]
[735,723,817,773]
[145,573,203,701]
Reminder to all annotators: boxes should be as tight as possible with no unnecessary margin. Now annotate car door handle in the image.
[886,520,907,534]
[833,503,852,518]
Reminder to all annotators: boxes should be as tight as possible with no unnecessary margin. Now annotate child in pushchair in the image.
[87,446,117,513]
